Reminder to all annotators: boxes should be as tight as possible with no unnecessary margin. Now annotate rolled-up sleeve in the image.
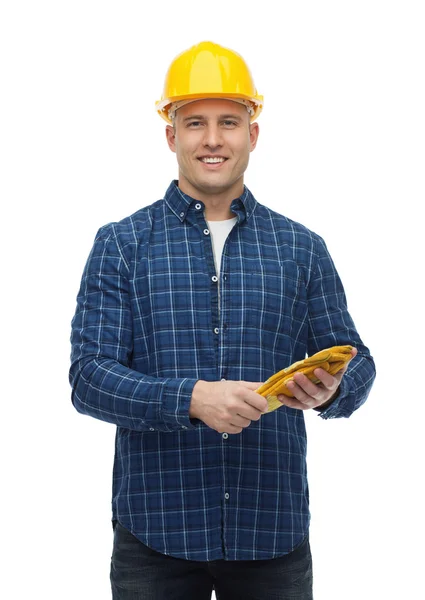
[69,225,198,432]
[307,235,376,419]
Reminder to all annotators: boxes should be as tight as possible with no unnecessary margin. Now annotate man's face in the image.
[165,99,259,200]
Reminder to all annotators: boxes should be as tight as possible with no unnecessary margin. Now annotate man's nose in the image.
[203,123,223,148]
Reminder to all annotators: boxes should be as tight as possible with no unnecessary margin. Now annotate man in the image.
[70,41,376,599]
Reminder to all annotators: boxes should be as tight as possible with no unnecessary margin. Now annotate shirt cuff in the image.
[161,378,200,430]
[315,377,349,420]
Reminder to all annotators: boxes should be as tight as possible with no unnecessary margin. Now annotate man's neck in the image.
[177,178,243,221]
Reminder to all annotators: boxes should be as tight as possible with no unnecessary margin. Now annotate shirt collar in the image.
[163,180,257,224]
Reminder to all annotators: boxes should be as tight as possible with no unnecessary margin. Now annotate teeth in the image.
[201,157,225,163]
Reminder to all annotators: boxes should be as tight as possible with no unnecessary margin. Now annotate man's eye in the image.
[222,121,237,127]
[187,121,202,127]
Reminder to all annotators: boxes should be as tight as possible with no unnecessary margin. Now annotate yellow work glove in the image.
[256,345,354,413]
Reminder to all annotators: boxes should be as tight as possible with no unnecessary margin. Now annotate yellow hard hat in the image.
[156,41,264,124]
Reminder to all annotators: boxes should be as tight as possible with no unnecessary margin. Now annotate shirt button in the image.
[214,327,219,334]
[221,378,226,381]
[195,203,202,210]
[181,426,187,429]
[180,211,184,218]
[224,493,230,500]
[203,228,210,235]
[211,275,218,283]
[149,428,155,431]
[222,433,228,439]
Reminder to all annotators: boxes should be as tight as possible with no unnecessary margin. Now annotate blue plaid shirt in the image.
[70,180,375,561]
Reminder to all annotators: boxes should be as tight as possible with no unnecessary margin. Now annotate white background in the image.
[1,1,424,598]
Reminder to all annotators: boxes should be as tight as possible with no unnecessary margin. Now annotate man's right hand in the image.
[189,380,268,434]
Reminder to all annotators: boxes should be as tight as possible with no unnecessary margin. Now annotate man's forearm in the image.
[70,356,198,432]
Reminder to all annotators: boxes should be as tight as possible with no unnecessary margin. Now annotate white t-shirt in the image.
[206,217,237,277]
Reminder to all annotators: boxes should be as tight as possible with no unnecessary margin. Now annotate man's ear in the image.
[166,125,176,152]
[249,122,260,152]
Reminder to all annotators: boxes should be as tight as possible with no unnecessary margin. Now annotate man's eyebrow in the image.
[182,114,243,122]
[182,115,204,122]
[220,114,243,121]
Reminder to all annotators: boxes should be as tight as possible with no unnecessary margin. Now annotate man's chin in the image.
[195,175,242,196]
[178,172,243,199]
[198,182,230,195]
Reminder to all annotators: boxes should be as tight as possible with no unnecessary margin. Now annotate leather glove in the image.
[256,345,354,413]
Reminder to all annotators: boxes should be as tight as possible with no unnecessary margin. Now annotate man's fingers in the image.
[275,349,357,412]
[237,381,268,413]
[278,393,312,411]
[230,414,252,428]
[241,403,267,421]
[311,368,337,389]
[292,373,329,400]
[247,391,269,413]
[286,381,318,407]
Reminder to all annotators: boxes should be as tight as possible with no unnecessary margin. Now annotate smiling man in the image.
[165,98,259,219]
[70,41,376,599]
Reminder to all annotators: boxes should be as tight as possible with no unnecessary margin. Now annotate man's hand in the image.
[277,347,357,411]
[190,380,268,434]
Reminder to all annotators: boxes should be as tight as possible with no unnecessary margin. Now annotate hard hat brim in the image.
[156,93,264,125]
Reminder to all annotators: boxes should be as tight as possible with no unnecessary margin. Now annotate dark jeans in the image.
[110,520,313,599]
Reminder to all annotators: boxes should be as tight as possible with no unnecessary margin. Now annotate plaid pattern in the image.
[70,180,375,561]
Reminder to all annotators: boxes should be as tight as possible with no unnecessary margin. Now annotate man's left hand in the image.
[277,347,357,411]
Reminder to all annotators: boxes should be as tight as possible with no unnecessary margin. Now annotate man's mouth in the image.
[198,157,228,164]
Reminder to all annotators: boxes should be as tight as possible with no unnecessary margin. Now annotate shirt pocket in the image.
[248,260,305,332]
